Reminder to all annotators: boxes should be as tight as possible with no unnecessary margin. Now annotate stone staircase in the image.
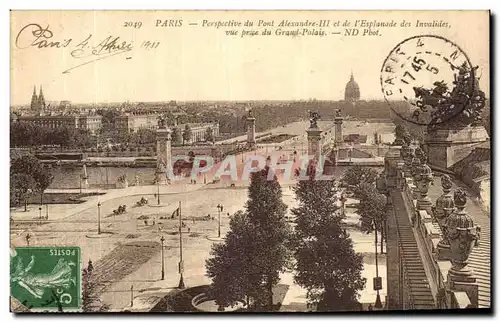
[466,208,490,308]
[393,193,436,309]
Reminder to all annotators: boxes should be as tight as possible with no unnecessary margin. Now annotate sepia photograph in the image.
[8,9,491,313]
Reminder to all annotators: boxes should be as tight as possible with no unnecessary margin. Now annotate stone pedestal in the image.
[156,128,172,182]
[81,177,89,189]
[425,125,488,169]
[155,170,168,185]
[307,126,322,160]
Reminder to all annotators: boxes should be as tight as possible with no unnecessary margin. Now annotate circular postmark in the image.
[380,35,475,126]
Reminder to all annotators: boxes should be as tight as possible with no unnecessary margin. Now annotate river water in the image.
[49,166,157,189]
[48,165,350,189]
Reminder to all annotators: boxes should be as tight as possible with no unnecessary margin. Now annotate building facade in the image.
[115,111,159,133]
[183,123,220,143]
[17,114,102,134]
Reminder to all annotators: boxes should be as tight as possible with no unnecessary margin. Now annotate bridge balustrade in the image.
[381,145,480,310]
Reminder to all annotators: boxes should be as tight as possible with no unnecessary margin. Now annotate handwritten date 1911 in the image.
[141,41,160,50]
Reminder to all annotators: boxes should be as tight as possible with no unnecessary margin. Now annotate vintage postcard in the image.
[10,10,490,313]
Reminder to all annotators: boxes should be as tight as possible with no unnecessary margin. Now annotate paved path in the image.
[11,182,204,221]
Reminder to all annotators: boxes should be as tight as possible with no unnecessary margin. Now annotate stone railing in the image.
[381,144,480,310]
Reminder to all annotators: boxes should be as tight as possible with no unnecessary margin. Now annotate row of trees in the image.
[11,122,95,148]
[206,166,366,312]
[10,154,53,209]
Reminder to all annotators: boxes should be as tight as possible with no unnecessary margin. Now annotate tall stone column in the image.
[156,116,172,184]
[246,110,256,147]
[307,126,322,160]
[334,110,344,145]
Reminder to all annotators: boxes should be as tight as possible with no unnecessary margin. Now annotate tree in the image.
[205,126,214,143]
[81,259,109,312]
[11,154,53,206]
[206,211,260,310]
[292,176,366,311]
[171,127,182,146]
[356,182,387,254]
[182,124,192,145]
[206,167,292,311]
[341,165,378,191]
[10,173,35,211]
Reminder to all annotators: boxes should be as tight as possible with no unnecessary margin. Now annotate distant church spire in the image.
[38,85,46,110]
[30,85,38,110]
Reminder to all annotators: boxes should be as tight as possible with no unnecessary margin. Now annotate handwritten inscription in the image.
[15,23,159,74]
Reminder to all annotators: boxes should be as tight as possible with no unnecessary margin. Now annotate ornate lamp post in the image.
[38,206,42,224]
[216,204,224,238]
[97,201,101,234]
[157,179,160,205]
[374,174,387,309]
[160,236,165,280]
[373,218,383,309]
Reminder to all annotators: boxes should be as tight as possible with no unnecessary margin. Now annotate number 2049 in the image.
[124,21,142,29]
[50,249,76,256]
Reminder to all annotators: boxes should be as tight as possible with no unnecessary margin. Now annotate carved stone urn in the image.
[437,207,454,261]
[411,157,422,178]
[401,145,414,178]
[445,189,480,283]
[434,174,454,223]
[415,163,434,212]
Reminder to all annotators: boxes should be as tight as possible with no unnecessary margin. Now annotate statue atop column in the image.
[157,114,167,129]
[309,111,320,128]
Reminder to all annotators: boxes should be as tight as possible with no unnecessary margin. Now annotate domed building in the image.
[344,72,360,102]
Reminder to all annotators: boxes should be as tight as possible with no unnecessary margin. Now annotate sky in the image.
[10,10,489,105]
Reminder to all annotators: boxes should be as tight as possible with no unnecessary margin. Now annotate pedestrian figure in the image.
[153,220,156,226]
[87,259,94,274]
[144,220,148,226]
[192,218,195,224]
[188,228,191,233]
[26,233,31,246]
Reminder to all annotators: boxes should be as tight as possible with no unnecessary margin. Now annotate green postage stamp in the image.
[10,247,81,310]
